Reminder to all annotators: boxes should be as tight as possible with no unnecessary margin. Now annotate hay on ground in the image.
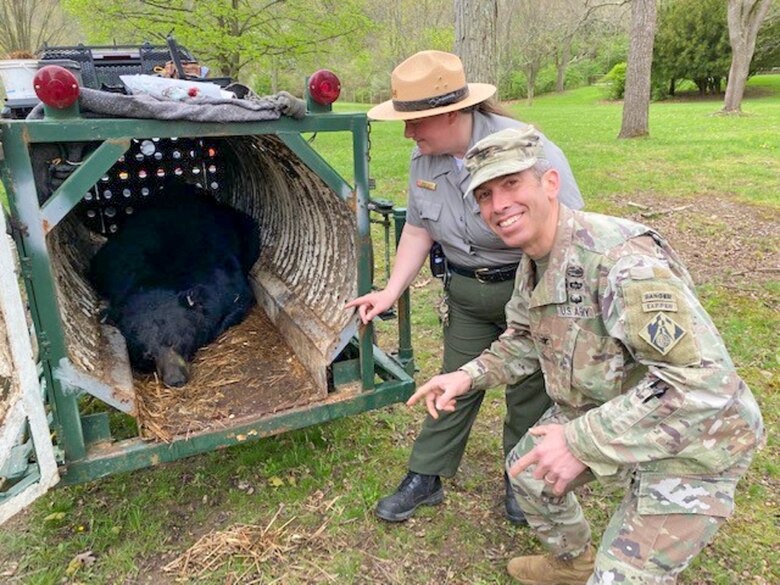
[162,506,330,583]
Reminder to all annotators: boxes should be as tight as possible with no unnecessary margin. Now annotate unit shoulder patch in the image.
[621,279,701,366]
[638,312,686,355]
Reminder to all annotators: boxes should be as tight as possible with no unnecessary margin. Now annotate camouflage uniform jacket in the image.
[461,205,763,485]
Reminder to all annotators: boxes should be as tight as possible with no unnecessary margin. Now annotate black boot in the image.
[375,471,444,522]
[505,472,528,525]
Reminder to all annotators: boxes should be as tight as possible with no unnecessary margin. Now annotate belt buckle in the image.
[474,267,491,284]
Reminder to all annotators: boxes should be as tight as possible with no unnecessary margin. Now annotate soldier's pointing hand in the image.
[407,370,473,419]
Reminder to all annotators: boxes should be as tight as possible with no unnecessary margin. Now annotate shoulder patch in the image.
[622,280,700,366]
[638,312,686,355]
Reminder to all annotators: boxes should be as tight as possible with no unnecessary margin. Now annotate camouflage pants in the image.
[506,405,749,584]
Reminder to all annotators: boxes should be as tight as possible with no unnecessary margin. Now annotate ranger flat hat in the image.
[463,127,546,196]
[367,50,496,121]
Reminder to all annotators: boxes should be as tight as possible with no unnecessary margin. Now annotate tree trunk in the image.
[454,0,498,87]
[555,42,571,93]
[619,0,657,139]
[708,77,721,94]
[228,0,241,81]
[723,0,772,113]
[526,65,537,107]
[216,51,240,80]
[271,58,279,94]
[669,78,676,96]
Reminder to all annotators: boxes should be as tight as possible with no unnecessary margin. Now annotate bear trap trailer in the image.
[0,67,415,523]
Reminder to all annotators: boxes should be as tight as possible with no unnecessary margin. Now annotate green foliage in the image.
[575,26,629,83]
[49,0,627,103]
[325,0,453,104]
[499,9,628,100]
[650,71,673,102]
[752,6,780,73]
[61,0,373,82]
[602,61,627,100]
[653,0,731,96]
[500,60,601,101]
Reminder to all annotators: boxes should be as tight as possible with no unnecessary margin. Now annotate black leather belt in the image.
[448,262,518,284]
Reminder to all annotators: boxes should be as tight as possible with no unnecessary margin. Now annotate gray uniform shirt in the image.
[405,111,584,268]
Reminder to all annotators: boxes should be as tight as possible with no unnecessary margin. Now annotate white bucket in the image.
[0,60,40,100]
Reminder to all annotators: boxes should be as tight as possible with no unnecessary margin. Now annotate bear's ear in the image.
[178,285,207,310]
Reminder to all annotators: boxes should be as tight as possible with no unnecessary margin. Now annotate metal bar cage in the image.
[0,106,415,489]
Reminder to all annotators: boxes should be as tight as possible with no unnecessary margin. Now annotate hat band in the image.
[392,86,469,112]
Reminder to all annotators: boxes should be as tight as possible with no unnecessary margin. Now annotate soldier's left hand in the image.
[508,424,587,496]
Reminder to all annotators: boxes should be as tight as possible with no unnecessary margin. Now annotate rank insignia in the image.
[639,312,687,355]
[416,179,437,191]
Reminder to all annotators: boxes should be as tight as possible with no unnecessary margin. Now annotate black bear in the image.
[89,182,260,387]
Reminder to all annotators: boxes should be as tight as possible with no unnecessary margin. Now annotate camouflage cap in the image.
[463,126,545,197]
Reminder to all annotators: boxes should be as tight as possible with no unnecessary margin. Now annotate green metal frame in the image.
[0,106,414,484]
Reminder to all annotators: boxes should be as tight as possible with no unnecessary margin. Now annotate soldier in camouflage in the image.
[407,127,764,585]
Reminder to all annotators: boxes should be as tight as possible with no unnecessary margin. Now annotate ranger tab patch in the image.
[642,291,678,312]
[639,312,687,355]
[416,179,437,191]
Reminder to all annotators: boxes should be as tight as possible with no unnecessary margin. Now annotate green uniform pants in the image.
[408,272,552,477]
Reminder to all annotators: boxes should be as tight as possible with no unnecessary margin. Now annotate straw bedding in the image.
[135,306,320,442]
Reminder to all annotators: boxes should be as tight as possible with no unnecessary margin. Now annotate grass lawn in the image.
[0,76,778,584]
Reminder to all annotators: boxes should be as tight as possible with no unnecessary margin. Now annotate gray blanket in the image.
[29,87,307,122]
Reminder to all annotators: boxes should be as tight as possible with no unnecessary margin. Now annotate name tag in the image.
[557,305,595,319]
[416,179,437,191]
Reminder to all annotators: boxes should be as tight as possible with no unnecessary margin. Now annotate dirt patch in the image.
[610,194,780,292]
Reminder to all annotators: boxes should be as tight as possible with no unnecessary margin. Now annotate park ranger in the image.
[408,127,764,584]
[346,50,583,525]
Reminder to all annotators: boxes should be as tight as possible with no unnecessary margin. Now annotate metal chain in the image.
[366,120,372,164]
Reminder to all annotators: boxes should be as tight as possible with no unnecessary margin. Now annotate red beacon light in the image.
[33,65,80,109]
[308,69,341,105]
